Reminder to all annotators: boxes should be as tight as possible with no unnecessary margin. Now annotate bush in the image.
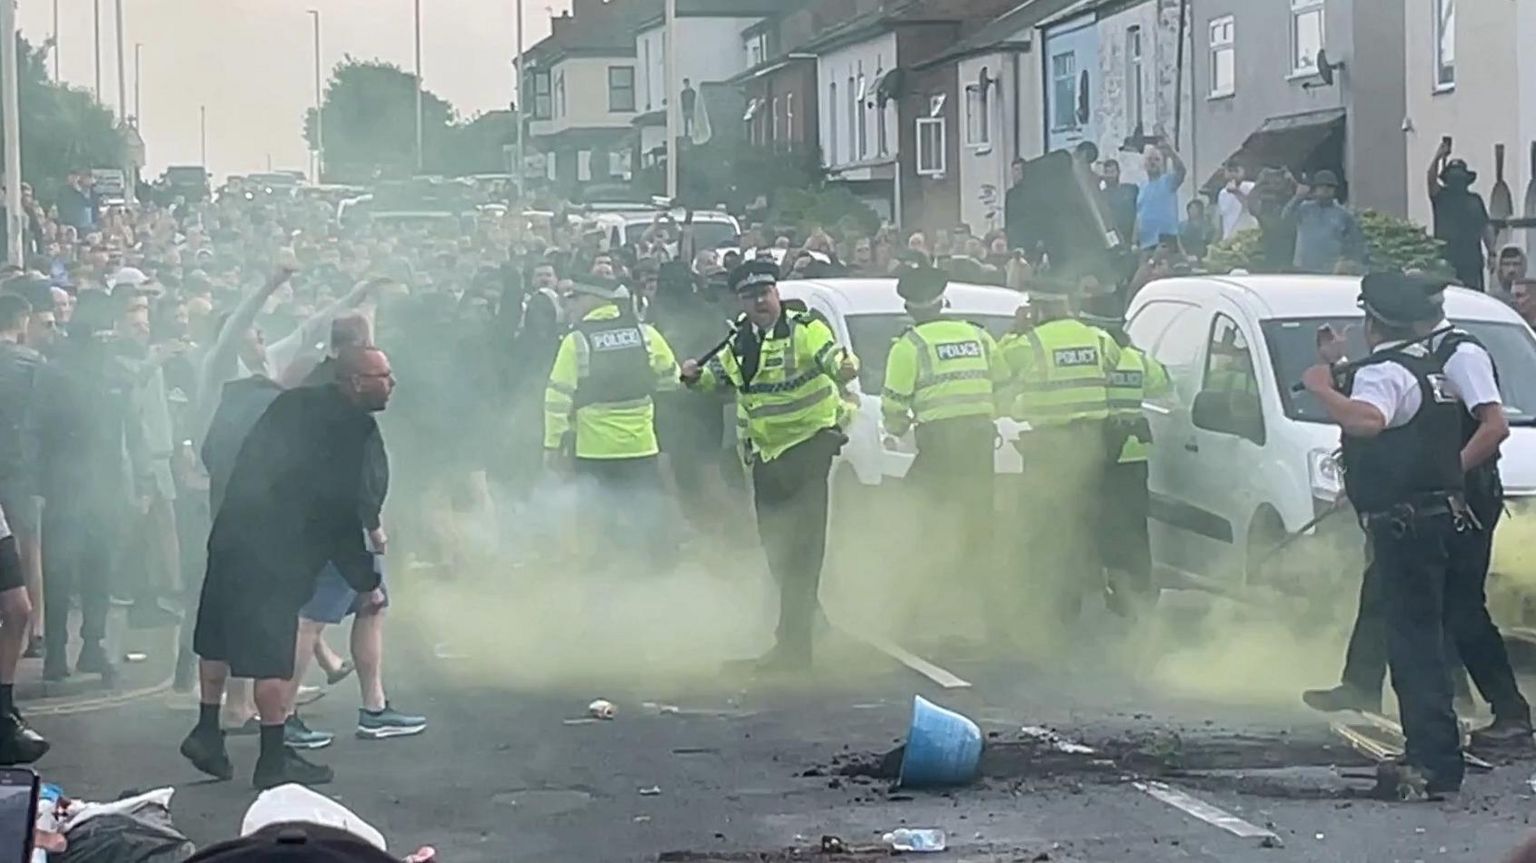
[1202,211,1452,276]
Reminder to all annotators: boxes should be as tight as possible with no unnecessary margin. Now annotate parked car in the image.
[775,277,1028,490]
[1125,273,1536,598]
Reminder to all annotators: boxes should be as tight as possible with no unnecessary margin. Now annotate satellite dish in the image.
[1316,49,1343,86]
[875,67,906,107]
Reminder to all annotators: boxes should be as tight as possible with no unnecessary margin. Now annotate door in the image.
[1130,299,1212,583]
[1178,308,1268,581]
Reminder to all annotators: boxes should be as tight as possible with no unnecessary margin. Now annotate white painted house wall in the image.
[547,57,637,133]
[636,17,763,113]
[816,32,899,169]
[956,47,1043,234]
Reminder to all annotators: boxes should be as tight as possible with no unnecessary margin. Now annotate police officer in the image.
[679,260,858,671]
[1304,276,1532,749]
[881,267,1009,623]
[1300,271,1467,799]
[999,288,1120,617]
[544,276,680,565]
[1080,295,1169,614]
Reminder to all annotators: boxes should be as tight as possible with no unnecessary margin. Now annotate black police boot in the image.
[1469,716,1535,749]
[1301,684,1380,714]
[178,728,233,781]
[0,711,49,766]
[253,747,334,790]
[1373,759,1459,801]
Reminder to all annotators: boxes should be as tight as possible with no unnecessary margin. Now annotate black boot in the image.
[0,712,49,766]
[1373,759,1459,801]
[74,641,118,684]
[1469,716,1534,749]
[1302,684,1381,714]
[178,728,233,781]
[252,747,334,790]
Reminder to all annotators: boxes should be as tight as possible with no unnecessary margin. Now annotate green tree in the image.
[1203,211,1451,276]
[304,57,457,183]
[0,35,126,202]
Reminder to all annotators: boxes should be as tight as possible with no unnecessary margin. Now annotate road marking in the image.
[27,678,172,717]
[858,635,971,689]
[1347,710,1493,770]
[1134,780,1279,841]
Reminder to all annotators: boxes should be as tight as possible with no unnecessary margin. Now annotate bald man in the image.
[181,346,395,790]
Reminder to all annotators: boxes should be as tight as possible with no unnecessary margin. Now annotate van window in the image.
[1126,299,1195,353]
[1146,304,1210,403]
[1201,313,1263,431]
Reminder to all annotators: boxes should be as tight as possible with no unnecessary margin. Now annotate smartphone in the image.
[1442,135,1453,152]
[0,768,39,859]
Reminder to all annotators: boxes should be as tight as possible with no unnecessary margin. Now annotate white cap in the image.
[110,266,148,288]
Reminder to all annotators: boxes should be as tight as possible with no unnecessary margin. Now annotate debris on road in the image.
[882,828,947,852]
[1020,726,1096,754]
[588,699,616,720]
[638,786,662,796]
[898,696,983,788]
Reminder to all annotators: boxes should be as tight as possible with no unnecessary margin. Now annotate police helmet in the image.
[1358,270,1447,328]
[728,259,780,297]
[896,266,949,308]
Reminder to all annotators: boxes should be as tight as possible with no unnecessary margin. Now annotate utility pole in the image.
[2,0,23,266]
[309,9,323,183]
[199,105,207,166]
[51,0,59,80]
[134,43,141,125]
[414,0,423,174]
[114,0,126,120]
[514,0,525,199]
[92,0,101,97]
[664,0,677,200]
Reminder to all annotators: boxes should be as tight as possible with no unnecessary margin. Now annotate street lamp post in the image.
[514,0,525,199]
[134,42,141,125]
[664,0,678,200]
[51,0,59,80]
[114,0,126,120]
[2,0,24,266]
[413,0,423,174]
[92,0,101,97]
[309,9,323,183]
[199,105,207,167]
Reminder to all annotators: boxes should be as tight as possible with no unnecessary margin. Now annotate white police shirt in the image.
[1348,341,1432,429]
[1429,321,1503,416]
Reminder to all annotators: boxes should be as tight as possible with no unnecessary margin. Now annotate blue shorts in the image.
[299,557,388,625]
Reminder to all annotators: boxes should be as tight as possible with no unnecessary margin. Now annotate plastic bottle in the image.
[882,828,947,852]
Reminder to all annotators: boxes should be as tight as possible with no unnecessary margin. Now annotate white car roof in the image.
[779,277,1026,318]
[1138,273,1527,326]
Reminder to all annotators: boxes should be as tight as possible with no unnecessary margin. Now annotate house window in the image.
[577,149,592,182]
[828,81,838,165]
[1291,0,1325,75]
[916,117,946,177]
[965,81,990,148]
[1051,51,1078,131]
[856,73,868,159]
[545,152,557,181]
[554,71,566,118]
[745,31,768,67]
[786,92,795,142]
[642,39,653,110]
[847,75,856,163]
[1209,16,1236,97]
[771,96,780,142]
[530,71,552,120]
[608,67,636,112]
[1125,26,1144,129]
[1434,0,1455,90]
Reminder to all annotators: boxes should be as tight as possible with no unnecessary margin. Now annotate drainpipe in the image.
[1174,0,1188,149]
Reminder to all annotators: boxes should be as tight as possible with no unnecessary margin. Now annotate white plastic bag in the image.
[240,784,387,851]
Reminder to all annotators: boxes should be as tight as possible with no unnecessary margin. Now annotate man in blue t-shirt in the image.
[1135,138,1186,250]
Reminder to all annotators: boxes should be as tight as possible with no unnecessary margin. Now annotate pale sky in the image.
[18,0,570,180]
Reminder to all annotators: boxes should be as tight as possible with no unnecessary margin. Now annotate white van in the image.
[1126,274,1536,595]
[776,277,1028,487]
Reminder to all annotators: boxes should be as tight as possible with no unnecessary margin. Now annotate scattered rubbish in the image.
[882,828,947,852]
[634,816,651,823]
[898,696,983,788]
[820,836,847,854]
[1314,833,1325,841]
[642,701,682,715]
[588,699,616,720]
[243,784,387,849]
[562,718,600,726]
[49,787,193,863]
[638,786,662,797]
[1259,835,1284,849]
[1020,726,1096,754]
[671,747,718,755]
[123,652,148,664]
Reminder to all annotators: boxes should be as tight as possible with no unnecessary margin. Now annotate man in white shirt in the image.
[1216,161,1257,240]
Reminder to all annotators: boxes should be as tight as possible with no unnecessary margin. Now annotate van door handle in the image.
[1183,440,1200,453]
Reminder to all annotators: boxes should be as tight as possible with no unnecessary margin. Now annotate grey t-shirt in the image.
[1287,200,1366,273]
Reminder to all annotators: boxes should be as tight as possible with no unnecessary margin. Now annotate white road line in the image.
[858,634,971,689]
[1134,780,1280,842]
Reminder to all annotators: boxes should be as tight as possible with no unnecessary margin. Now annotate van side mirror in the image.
[1192,389,1265,444]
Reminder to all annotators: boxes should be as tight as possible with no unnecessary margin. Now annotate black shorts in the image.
[0,536,22,594]
[192,559,310,681]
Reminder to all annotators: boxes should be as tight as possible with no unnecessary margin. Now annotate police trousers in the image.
[910,417,997,579]
[1015,424,1106,617]
[1365,510,1465,787]
[752,431,842,661]
[1100,460,1152,600]
[573,455,676,571]
[1342,497,1529,722]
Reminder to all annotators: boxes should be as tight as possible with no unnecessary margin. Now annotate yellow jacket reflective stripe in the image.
[690,311,856,462]
[1001,318,1120,427]
[880,318,1007,436]
[544,304,679,459]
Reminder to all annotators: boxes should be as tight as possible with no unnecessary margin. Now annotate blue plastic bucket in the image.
[898,695,983,788]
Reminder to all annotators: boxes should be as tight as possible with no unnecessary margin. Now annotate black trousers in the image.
[41,502,118,658]
[1100,460,1152,597]
[1016,425,1105,616]
[572,455,674,568]
[1342,503,1529,723]
[910,417,996,582]
[752,431,841,660]
[1367,512,1464,786]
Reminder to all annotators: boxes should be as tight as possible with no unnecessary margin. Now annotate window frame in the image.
[530,71,552,120]
[1208,16,1236,98]
[1290,0,1325,77]
[607,66,636,113]
[856,72,868,159]
[1433,0,1455,91]
[916,116,946,177]
[847,74,857,163]
[1125,25,1144,129]
[554,70,567,119]
[1050,51,1079,132]
[965,81,991,149]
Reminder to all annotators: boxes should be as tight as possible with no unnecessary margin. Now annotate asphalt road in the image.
[26,610,1536,863]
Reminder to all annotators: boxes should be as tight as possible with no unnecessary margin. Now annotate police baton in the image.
[681,321,747,384]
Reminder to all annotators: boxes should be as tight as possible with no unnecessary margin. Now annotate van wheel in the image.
[1244,508,1288,589]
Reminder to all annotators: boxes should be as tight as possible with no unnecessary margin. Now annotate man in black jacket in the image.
[181,346,396,790]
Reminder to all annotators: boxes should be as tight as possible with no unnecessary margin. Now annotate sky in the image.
[18,0,570,180]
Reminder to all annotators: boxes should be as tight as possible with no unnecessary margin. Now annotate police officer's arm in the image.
[644,324,681,392]
[543,333,580,451]
[880,337,917,436]
[807,317,859,383]
[1444,344,1510,471]
[1301,364,1391,438]
[981,329,1009,417]
[996,332,1037,415]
